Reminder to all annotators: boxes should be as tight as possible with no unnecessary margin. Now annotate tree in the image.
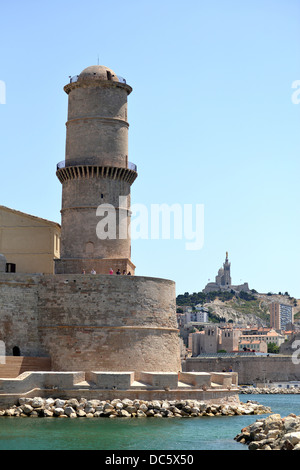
[268,342,279,354]
[239,291,256,301]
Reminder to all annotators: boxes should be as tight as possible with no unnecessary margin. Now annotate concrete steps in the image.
[130,380,149,389]
[177,381,193,388]
[0,357,51,378]
[74,380,93,389]
[210,382,225,389]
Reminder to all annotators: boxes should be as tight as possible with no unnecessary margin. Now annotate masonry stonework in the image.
[0,274,41,356]
[184,356,300,384]
[55,65,136,276]
[0,273,181,377]
[38,274,180,376]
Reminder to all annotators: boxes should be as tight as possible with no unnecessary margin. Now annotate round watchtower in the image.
[55,65,137,275]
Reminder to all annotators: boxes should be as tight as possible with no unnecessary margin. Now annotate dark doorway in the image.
[6,263,16,273]
[12,346,20,356]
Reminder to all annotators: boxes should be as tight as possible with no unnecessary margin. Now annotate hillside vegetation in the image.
[176,290,299,326]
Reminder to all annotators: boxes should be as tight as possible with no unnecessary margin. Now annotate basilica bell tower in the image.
[55,65,137,275]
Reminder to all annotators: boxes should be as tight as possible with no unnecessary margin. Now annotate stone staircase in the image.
[0,357,51,378]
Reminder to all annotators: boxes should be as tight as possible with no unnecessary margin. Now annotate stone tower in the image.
[215,252,231,286]
[55,65,137,275]
[222,251,231,286]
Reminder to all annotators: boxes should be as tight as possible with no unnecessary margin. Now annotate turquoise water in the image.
[0,394,299,451]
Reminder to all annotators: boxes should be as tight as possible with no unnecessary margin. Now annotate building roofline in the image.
[0,205,61,229]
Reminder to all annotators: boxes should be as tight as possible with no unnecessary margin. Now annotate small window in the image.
[101,194,104,199]
[54,234,60,253]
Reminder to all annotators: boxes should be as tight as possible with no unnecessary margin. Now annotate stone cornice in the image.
[64,79,132,96]
[66,116,129,128]
[56,165,137,185]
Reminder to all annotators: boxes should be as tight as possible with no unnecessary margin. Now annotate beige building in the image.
[191,326,242,356]
[238,338,268,353]
[0,205,60,274]
[220,327,242,352]
[190,325,287,356]
[239,329,285,351]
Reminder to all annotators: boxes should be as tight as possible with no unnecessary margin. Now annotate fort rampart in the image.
[0,273,181,378]
[183,355,300,384]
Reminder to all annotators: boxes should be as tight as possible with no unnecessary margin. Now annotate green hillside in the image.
[176,290,298,326]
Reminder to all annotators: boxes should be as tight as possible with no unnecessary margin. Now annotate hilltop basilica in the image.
[203,252,250,294]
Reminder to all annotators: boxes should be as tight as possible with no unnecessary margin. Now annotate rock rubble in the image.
[0,397,271,419]
[235,413,300,450]
[240,386,300,395]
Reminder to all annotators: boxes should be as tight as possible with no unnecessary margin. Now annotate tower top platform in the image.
[64,64,132,95]
[78,65,119,82]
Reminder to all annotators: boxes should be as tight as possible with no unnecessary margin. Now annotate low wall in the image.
[54,258,136,276]
[0,370,239,407]
[0,388,240,408]
[179,372,211,388]
[139,372,178,389]
[184,356,300,384]
[86,371,134,389]
[0,275,41,356]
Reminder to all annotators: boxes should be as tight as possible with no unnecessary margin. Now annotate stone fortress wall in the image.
[184,355,300,385]
[0,273,181,378]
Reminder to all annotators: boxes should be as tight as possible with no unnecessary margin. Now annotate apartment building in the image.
[270,302,293,330]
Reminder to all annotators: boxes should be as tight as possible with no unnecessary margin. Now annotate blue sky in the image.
[1,0,299,298]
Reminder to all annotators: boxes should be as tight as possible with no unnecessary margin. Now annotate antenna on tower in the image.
[97,54,99,65]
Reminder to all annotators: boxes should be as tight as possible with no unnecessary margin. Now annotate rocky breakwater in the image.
[240,386,300,395]
[0,397,271,418]
[235,413,300,450]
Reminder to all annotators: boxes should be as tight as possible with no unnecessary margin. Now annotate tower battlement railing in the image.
[56,158,137,172]
[56,163,137,185]
[68,74,127,84]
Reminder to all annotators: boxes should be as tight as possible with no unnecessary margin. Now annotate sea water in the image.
[0,394,299,451]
